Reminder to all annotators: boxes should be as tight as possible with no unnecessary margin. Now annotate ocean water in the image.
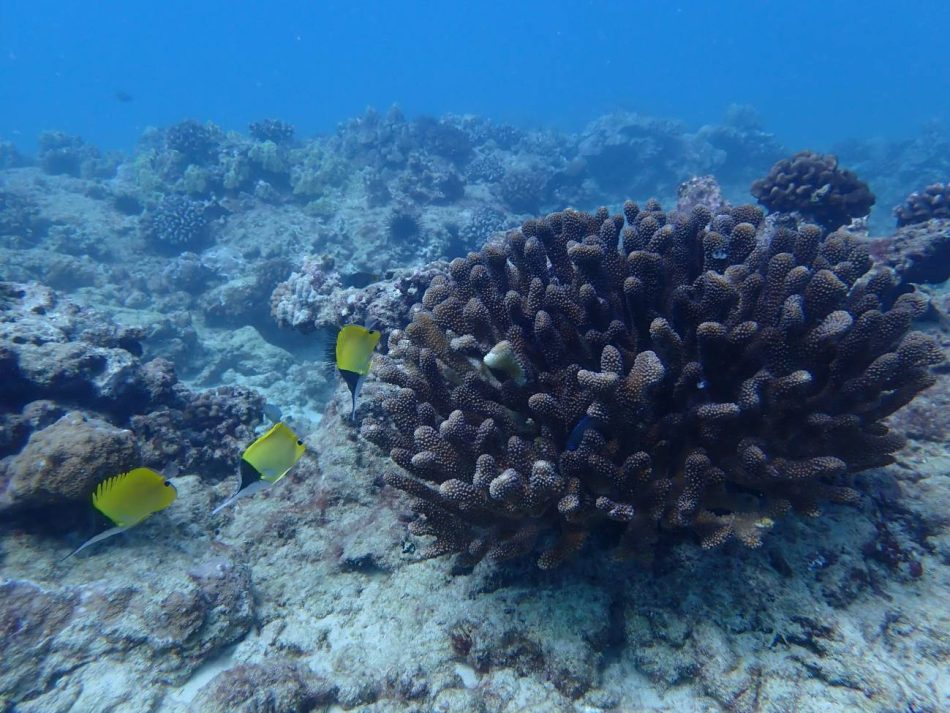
[3,1,949,150]
[2,3,950,713]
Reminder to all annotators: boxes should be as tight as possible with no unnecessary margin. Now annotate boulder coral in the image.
[752,151,875,229]
[894,182,950,227]
[362,201,942,568]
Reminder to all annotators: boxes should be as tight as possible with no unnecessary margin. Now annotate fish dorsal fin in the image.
[92,467,173,528]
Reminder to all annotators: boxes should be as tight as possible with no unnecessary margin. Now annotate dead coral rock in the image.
[192,661,335,713]
[0,411,138,513]
[271,258,450,336]
[0,565,257,709]
[11,341,139,404]
[752,151,875,229]
[131,385,263,480]
[185,558,256,647]
[0,580,78,703]
[868,218,950,286]
[0,281,151,413]
[677,175,730,217]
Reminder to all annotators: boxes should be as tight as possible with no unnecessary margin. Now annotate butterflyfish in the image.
[333,324,381,421]
[65,467,176,558]
[211,421,305,514]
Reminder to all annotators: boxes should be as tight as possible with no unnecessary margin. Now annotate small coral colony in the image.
[65,324,379,558]
[54,143,946,575]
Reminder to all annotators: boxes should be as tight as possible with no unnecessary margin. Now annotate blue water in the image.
[2,0,948,151]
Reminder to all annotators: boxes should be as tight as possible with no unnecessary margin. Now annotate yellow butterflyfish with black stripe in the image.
[331,324,381,421]
[212,422,306,514]
[65,467,177,558]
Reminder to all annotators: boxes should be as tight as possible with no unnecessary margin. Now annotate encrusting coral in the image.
[361,200,943,568]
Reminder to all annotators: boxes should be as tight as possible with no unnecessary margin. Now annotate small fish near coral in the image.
[331,324,382,421]
[212,421,306,514]
[340,270,389,289]
[65,467,177,558]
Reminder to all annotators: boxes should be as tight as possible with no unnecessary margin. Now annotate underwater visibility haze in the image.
[1,2,949,712]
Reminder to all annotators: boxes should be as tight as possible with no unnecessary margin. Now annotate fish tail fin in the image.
[62,526,128,561]
[212,480,268,515]
[211,492,241,516]
[350,374,365,423]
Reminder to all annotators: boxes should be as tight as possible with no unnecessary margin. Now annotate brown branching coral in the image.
[751,151,875,229]
[361,201,942,568]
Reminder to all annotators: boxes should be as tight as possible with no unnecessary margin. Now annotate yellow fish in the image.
[334,324,381,421]
[212,422,305,514]
[66,467,177,558]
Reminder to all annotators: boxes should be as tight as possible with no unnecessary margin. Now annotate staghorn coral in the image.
[751,151,875,229]
[894,182,950,227]
[362,202,942,568]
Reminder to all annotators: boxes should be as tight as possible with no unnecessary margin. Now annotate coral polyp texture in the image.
[139,193,210,254]
[751,151,875,229]
[362,201,942,568]
[894,182,950,226]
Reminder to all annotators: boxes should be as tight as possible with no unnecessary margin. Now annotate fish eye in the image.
[163,481,172,487]
[296,440,303,446]
[369,330,378,335]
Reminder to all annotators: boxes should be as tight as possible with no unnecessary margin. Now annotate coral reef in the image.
[140,194,212,254]
[868,219,950,286]
[676,175,729,216]
[164,119,222,165]
[0,188,49,246]
[835,120,950,233]
[752,151,875,229]
[0,282,263,525]
[693,104,785,186]
[36,131,109,178]
[1,411,138,518]
[576,113,692,197]
[894,182,950,226]
[248,118,296,144]
[270,256,449,335]
[4,106,950,713]
[363,202,942,567]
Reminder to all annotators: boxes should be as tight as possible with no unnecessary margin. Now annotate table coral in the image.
[362,201,942,568]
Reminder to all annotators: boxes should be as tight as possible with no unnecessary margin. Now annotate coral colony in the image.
[362,200,943,567]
